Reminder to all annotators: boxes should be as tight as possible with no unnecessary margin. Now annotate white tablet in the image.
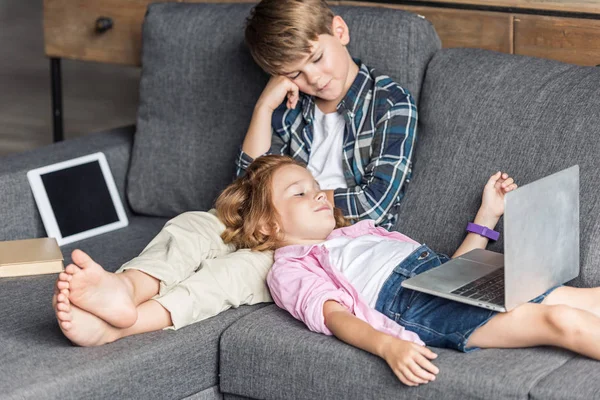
[27,152,129,246]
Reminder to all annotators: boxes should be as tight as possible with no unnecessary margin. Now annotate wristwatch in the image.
[466,222,500,241]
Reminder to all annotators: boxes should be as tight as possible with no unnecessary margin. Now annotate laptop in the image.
[401,165,579,312]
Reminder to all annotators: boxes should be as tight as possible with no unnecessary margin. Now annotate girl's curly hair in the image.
[215,155,349,251]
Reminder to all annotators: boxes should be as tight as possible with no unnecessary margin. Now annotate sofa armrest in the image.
[0,125,135,241]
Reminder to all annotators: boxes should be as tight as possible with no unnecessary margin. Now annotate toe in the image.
[65,264,79,275]
[57,292,68,303]
[72,249,96,270]
[57,302,70,312]
[57,280,69,290]
[59,272,72,281]
[60,321,72,330]
[57,311,72,322]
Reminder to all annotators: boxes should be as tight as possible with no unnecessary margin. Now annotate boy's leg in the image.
[56,250,152,328]
[467,303,600,359]
[54,287,172,347]
[114,210,235,292]
[59,210,233,328]
[153,249,274,330]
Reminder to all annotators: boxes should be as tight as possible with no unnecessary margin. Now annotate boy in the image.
[239,0,418,230]
[52,0,417,345]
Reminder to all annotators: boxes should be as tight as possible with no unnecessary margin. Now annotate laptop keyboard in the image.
[451,269,504,305]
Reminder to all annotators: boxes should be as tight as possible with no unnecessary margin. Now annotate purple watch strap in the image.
[466,222,500,241]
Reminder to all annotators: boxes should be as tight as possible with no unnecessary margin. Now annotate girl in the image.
[216,154,600,387]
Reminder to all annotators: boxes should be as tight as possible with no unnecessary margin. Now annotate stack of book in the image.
[0,238,64,277]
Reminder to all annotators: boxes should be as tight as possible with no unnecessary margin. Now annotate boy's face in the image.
[270,164,336,246]
[280,16,357,105]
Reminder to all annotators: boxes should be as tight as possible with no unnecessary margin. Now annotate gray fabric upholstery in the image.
[530,356,600,399]
[0,125,135,241]
[394,48,600,288]
[128,3,267,217]
[127,3,440,218]
[223,395,252,400]
[0,213,267,399]
[220,305,574,400]
[182,386,223,400]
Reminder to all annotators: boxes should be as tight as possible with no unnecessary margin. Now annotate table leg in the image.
[50,57,64,142]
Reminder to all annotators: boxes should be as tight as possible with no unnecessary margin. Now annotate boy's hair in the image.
[245,0,335,76]
[215,155,349,251]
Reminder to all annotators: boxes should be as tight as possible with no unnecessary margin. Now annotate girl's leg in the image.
[151,248,273,330]
[542,286,600,317]
[467,303,600,359]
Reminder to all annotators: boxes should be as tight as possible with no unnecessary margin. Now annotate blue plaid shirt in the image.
[236,61,417,230]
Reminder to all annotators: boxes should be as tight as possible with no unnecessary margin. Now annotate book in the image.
[0,238,64,278]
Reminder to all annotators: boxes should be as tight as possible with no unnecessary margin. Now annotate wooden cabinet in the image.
[514,15,600,66]
[44,0,256,66]
[44,0,600,66]
[338,1,600,66]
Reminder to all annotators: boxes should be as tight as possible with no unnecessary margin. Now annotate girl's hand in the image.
[481,171,518,218]
[381,338,439,386]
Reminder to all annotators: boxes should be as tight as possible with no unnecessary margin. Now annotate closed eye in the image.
[294,192,305,197]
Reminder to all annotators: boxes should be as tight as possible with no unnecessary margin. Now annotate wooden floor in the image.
[0,0,140,157]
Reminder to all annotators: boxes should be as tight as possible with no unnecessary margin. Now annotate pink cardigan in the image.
[267,220,424,345]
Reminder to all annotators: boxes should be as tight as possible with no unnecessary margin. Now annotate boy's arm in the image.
[332,92,417,229]
[241,105,276,160]
[236,76,299,177]
[323,300,438,386]
[235,124,287,177]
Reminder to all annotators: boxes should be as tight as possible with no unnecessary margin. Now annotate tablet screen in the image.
[27,152,129,246]
[40,161,120,237]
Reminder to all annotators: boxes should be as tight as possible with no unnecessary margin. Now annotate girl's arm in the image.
[452,172,518,258]
[323,300,439,386]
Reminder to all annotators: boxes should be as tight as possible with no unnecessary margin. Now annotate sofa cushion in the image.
[394,48,600,288]
[220,305,574,400]
[0,125,135,241]
[530,356,600,400]
[127,3,440,217]
[0,214,267,399]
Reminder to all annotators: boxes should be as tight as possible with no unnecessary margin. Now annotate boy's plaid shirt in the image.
[236,62,417,230]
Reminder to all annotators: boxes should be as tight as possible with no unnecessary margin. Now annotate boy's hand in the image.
[380,337,439,386]
[481,171,518,218]
[256,76,300,111]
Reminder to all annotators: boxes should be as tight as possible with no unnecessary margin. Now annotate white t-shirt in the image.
[306,106,347,190]
[324,235,421,308]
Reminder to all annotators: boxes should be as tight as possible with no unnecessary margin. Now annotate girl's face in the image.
[270,164,336,247]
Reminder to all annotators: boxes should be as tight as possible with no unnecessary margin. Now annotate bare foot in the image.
[66,249,137,328]
[54,287,121,347]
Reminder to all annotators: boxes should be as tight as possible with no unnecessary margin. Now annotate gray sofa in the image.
[1,3,599,399]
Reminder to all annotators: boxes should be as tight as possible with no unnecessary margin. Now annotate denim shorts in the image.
[374,244,559,352]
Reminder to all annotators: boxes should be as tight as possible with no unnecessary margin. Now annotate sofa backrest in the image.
[126,3,440,217]
[395,48,600,287]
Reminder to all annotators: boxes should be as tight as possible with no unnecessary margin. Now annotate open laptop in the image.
[401,165,579,312]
